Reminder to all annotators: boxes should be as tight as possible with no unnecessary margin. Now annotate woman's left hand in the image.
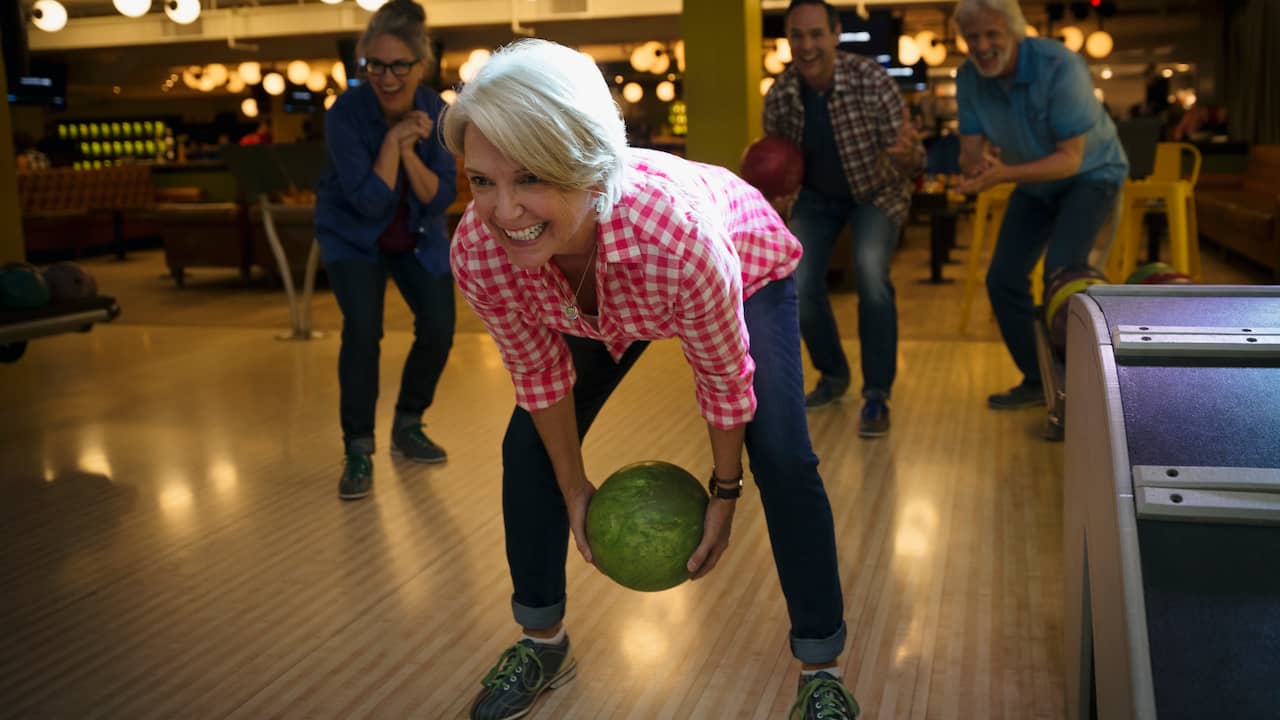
[687,498,737,580]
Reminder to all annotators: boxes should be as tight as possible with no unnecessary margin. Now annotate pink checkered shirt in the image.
[451,149,802,429]
[764,50,920,226]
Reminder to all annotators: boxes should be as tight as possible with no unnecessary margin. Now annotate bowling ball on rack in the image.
[42,262,99,302]
[1044,265,1109,356]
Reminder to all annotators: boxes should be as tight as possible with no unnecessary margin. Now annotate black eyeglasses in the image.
[361,58,420,77]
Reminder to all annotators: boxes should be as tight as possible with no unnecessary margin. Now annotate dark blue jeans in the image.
[789,188,899,400]
[986,180,1119,384]
[327,253,455,455]
[500,277,847,664]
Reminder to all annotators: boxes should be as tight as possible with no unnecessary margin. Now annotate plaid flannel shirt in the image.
[764,50,921,226]
[451,149,802,430]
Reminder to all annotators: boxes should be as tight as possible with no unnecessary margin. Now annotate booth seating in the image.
[1195,144,1280,279]
[17,165,157,257]
[152,201,250,286]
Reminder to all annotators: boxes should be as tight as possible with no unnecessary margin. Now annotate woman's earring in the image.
[594,194,607,215]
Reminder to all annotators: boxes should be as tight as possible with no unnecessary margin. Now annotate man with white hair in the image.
[953,0,1128,410]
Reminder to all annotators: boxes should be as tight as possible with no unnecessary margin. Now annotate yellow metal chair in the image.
[958,183,1045,333]
[1107,142,1203,282]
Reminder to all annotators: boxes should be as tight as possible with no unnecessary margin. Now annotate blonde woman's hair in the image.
[954,0,1028,40]
[441,39,628,213]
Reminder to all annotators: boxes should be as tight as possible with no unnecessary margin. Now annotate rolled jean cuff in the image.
[790,620,848,665]
[512,595,565,631]
[861,387,889,401]
[345,436,375,455]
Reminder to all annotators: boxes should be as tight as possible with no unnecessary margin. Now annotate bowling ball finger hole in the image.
[1246,338,1258,343]
[1141,336,1152,341]
[1139,326,1150,331]
[1166,468,1179,477]
[1170,493,1184,504]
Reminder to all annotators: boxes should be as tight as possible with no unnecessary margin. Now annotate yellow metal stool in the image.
[1106,142,1203,282]
[959,183,1045,333]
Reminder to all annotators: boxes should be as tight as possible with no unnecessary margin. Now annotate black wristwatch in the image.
[708,470,744,500]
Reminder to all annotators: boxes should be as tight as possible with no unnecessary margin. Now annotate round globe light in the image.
[113,0,151,18]
[165,0,201,25]
[898,35,920,66]
[1085,30,1113,59]
[306,70,328,93]
[262,72,286,96]
[241,97,259,118]
[1059,25,1084,53]
[655,80,675,102]
[238,61,261,85]
[32,0,68,32]
[622,82,643,104]
[286,60,311,86]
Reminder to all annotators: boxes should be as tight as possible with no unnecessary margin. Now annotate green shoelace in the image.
[789,675,861,720]
[481,643,545,692]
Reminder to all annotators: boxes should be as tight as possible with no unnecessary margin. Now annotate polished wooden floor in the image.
[1,223,1269,719]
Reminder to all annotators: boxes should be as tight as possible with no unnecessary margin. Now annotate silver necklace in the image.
[557,243,598,322]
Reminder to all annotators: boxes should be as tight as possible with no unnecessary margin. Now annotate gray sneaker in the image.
[790,671,860,719]
[338,453,372,500]
[391,424,447,464]
[470,637,576,720]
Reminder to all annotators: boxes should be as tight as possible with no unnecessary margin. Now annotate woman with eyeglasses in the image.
[314,0,457,500]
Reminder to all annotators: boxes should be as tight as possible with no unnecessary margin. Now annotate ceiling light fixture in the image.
[31,0,68,32]
[164,0,200,25]
[113,0,150,18]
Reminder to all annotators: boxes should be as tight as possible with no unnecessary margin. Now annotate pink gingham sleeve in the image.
[670,220,757,429]
[451,209,578,411]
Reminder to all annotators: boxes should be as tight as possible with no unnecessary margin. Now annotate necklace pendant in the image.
[563,304,580,321]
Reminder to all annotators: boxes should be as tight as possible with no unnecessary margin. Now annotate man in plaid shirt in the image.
[444,39,859,720]
[764,0,924,437]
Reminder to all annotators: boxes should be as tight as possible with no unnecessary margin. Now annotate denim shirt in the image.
[957,37,1128,197]
[314,82,457,273]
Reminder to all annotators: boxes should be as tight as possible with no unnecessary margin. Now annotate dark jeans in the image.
[327,253,455,455]
[986,180,1119,384]
[500,277,847,664]
[789,188,899,400]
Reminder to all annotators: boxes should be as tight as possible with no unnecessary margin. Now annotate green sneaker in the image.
[391,424,447,464]
[338,453,372,500]
[790,671,860,719]
[470,637,576,720]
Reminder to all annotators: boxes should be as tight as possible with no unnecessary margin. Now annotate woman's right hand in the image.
[567,479,597,565]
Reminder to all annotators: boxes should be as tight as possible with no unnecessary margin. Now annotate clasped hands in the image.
[956,145,1008,195]
[390,110,434,155]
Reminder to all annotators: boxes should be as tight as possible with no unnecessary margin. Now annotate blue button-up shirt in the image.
[314,82,457,272]
[957,37,1128,197]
